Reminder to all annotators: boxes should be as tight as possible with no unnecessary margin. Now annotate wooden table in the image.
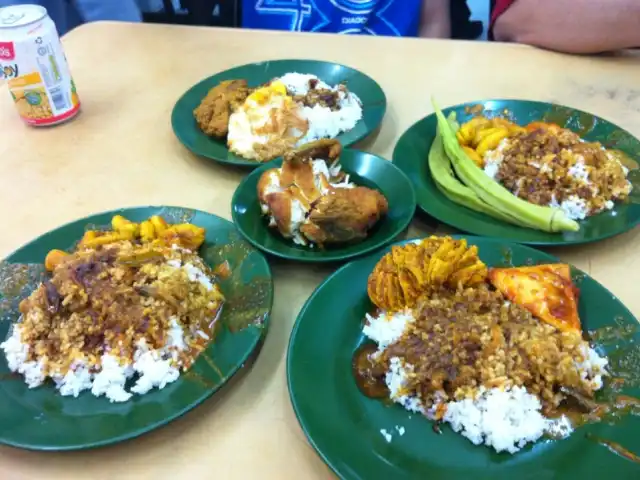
[0,22,639,480]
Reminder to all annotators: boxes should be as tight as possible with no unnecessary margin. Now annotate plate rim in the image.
[0,205,274,451]
[171,58,388,168]
[392,99,640,246]
[286,234,638,479]
[230,149,417,263]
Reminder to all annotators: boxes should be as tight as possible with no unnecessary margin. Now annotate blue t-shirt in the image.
[242,0,422,37]
[0,0,141,36]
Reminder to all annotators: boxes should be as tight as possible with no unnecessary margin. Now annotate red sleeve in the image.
[490,0,517,31]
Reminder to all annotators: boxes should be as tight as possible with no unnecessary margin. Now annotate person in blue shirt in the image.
[0,0,142,36]
[241,0,452,38]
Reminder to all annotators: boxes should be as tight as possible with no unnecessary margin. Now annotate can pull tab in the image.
[1,13,26,26]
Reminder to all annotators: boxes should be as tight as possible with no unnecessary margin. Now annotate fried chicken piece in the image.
[193,79,250,138]
[257,168,281,206]
[261,185,312,245]
[283,138,342,168]
[257,140,387,247]
[280,139,346,202]
[257,139,345,208]
[299,187,388,246]
[279,140,341,204]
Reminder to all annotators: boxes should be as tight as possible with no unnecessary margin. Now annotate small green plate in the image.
[172,59,387,168]
[392,100,640,245]
[231,149,416,262]
[288,236,640,479]
[0,206,273,451]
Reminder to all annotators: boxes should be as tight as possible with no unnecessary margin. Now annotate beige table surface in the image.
[0,21,640,480]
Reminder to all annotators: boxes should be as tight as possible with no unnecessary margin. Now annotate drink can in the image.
[0,4,80,126]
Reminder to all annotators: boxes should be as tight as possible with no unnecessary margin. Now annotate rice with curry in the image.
[1,215,224,403]
[457,117,633,221]
[355,237,608,453]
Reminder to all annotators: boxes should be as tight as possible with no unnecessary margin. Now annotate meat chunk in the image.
[193,79,250,138]
[300,187,389,245]
[257,138,388,247]
[283,138,342,168]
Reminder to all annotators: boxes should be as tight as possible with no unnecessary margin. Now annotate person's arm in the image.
[493,0,640,54]
[418,0,451,38]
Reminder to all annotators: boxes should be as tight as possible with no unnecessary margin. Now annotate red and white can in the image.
[0,4,80,126]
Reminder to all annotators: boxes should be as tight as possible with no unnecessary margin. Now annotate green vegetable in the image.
[431,98,580,233]
[429,116,530,227]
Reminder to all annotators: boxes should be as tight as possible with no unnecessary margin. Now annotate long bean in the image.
[429,116,530,227]
[431,98,579,233]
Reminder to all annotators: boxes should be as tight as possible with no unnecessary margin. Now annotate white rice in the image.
[483,141,628,220]
[576,344,609,390]
[443,386,551,454]
[546,414,574,438]
[385,357,426,414]
[278,73,332,95]
[0,263,215,403]
[166,255,216,292]
[482,139,510,179]
[183,262,214,291]
[567,159,590,183]
[363,309,414,351]
[277,72,363,144]
[363,308,609,453]
[550,194,589,221]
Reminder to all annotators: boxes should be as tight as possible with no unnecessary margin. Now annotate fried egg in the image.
[227,81,307,162]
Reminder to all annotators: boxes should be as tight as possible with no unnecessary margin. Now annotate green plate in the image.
[288,236,640,479]
[231,149,416,262]
[392,100,640,245]
[0,206,273,451]
[172,59,387,168]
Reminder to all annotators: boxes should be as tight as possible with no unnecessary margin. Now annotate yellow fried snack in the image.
[473,126,506,148]
[111,215,139,239]
[457,116,523,154]
[458,117,490,145]
[476,127,510,156]
[158,224,206,251]
[79,232,131,249]
[46,215,207,268]
[149,215,168,234]
[78,230,98,245]
[367,236,488,312]
[462,145,484,168]
[44,249,69,272]
[139,220,156,243]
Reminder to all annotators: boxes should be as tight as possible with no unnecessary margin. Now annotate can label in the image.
[1,20,80,126]
[0,41,15,60]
